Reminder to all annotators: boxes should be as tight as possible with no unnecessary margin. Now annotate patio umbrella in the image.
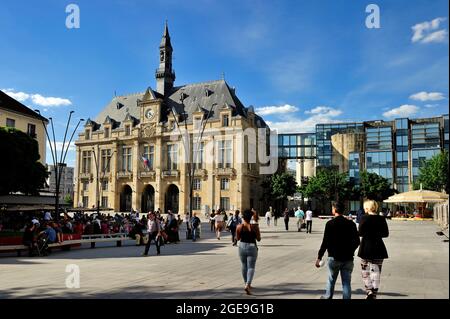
[383,188,448,203]
[383,185,448,218]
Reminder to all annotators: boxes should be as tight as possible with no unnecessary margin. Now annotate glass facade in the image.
[411,123,440,149]
[348,152,360,183]
[443,114,449,151]
[395,118,409,192]
[365,151,393,184]
[278,133,316,159]
[411,148,441,182]
[316,123,363,166]
[366,126,392,150]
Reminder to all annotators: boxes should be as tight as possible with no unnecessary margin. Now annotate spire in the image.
[156,21,175,96]
[160,20,172,48]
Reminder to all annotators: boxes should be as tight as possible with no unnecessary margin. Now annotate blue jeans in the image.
[192,227,198,241]
[325,257,354,299]
[238,242,258,285]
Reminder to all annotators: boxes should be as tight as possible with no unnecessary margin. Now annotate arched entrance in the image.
[120,185,132,212]
[141,184,155,214]
[165,184,179,214]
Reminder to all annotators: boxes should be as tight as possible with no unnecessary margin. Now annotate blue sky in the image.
[0,0,448,167]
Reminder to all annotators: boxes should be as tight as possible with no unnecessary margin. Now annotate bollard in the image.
[116,240,122,247]
[91,242,95,248]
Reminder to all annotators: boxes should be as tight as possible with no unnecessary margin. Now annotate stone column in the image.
[132,140,140,212]
[111,142,119,211]
[155,134,163,211]
[74,146,81,207]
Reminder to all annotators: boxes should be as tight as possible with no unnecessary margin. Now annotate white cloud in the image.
[255,104,299,116]
[424,104,438,108]
[422,29,448,43]
[305,106,342,117]
[267,106,343,133]
[412,17,448,43]
[1,88,72,107]
[31,94,72,107]
[2,88,30,102]
[410,91,446,101]
[383,105,419,118]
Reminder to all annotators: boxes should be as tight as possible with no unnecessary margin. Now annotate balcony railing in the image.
[193,168,207,178]
[162,170,180,178]
[139,170,156,179]
[214,167,236,177]
[117,171,133,179]
[79,172,92,180]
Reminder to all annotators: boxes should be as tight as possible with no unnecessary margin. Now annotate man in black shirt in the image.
[316,201,360,299]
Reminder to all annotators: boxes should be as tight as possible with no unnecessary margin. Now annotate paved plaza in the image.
[0,218,448,299]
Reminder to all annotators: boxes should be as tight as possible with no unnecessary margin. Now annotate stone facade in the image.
[74,23,270,215]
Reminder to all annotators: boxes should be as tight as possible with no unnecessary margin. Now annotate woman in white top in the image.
[214,210,224,240]
[305,209,313,234]
[265,210,271,227]
[250,209,259,225]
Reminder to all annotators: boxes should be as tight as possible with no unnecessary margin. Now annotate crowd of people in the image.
[1,201,392,299]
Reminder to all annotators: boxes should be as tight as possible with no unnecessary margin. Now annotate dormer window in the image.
[222,114,229,127]
[194,116,202,130]
[104,127,110,138]
[85,129,91,140]
[125,125,131,136]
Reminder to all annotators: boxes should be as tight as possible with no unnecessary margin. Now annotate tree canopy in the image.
[0,127,48,195]
[414,150,449,194]
[358,170,396,201]
[298,167,355,202]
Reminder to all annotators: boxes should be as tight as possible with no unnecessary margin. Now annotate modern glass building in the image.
[316,123,364,166]
[279,114,449,194]
[326,115,448,192]
[278,133,316,159]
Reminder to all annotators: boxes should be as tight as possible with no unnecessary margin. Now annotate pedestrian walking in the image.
[358,200,389,300]
[250,208,259,225]
[236,209,261,295]
[305,209,313,233]
[191,213,201,242]
[215,209,224,240]
[316,201,360,299]
[283,208,290,231]
[294,207,305,232]
[142,212,161,256]
[228,210,242,246]
[210,210,216,232]
[265,210,271,227]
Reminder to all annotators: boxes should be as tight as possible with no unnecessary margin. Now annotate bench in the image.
[0,233,132,256]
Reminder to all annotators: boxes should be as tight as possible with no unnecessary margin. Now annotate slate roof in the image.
[93,79,268,131]
[0,90,48,122]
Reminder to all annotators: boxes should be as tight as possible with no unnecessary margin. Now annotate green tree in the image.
[298,167,355,202]
[0,127,48,195]
[414,150,449,193]
[64,194,73,205]
[358,170,396,202]
[260,172,298,211]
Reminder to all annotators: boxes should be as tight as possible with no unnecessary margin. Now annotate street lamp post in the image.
[169,100,216,221]
[92,148,116,215]
[35,109,84,220]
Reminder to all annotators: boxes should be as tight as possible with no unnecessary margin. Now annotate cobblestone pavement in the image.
[0,218,448,299]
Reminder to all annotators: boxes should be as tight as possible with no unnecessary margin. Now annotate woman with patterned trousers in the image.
[358,200,389,299]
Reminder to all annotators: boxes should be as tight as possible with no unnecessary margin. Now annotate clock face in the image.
[146,109,155,120]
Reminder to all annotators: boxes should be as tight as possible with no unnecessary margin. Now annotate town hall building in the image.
[74,23,270,215]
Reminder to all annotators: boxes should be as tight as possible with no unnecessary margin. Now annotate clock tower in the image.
[155,21,175,96]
